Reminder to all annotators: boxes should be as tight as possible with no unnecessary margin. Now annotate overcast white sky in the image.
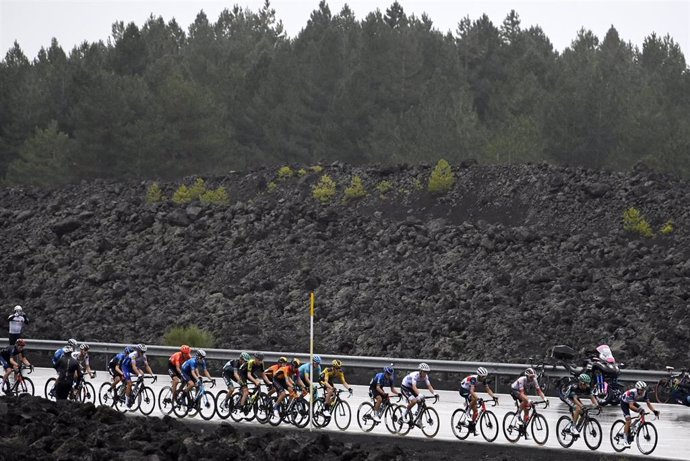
[1,0,689,60]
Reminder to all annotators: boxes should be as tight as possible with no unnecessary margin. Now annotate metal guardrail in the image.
[5,338,670,383]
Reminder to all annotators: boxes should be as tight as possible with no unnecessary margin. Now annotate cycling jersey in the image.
[401,371,429,389]
[321,367,348,385]
[121,351,147,381]
[109,352,126,368]
[274,365,298,380]
[298,363,321,382]
[621,388,649,404]
[70,351,90,372]
[181,357,207,382]
[264,363,282,379]
[511,376,540,392]
[168,352,189,368]
[460,375,480,391]
[52,346,70,367]
[241,359,265,379]
[370,372,394,389]
[562,382,594,399]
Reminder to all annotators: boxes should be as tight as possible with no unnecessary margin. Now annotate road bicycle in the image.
[610,410,658,455]
[357,393,402,434]
[654,366,689,404]
[313,388,352,431]
[172,378,216,420]
[225,384,271,423]
[1,365,34,396]
[502,399,550,445]
[113,375,157,415]
[556,406,602,450]
[46,372,96,403]
[451,397,499,442]
[267,388,311,428]
[393,394,440,438]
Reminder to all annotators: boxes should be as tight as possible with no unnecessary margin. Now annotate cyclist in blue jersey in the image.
[299,355,322,394]
[121,344,154,408]
[459,367,498,435]
[368,366,400,422]
[620,381,659,448]
[181,350,212,396]
[106,346,132,398]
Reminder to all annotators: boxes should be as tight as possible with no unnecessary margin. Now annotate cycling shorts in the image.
[561,395,576,410]
[108,365,123,379]
[459,387,471,402]
[273,377,288,393]
[401,385,420,402]
[369,385,387,400]
[122,368,132,382]
[510,389,522,402]
[222,369,236,388]
[0,356,8,370]
[181,371,194,383]
[621,402,632,418]
[168,363,182,380]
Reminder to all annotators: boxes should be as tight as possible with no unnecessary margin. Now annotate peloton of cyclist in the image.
[121,344,154,408]
[459,367,498,435]
[510,367,547,435]
[400,363,438,424]
[559,373,599,435]
[321,359,353,417]
[368,365,400,422]
[168,345,192,404]
[620,381,659,448]
[1,339,32,393]
[272,358,305,418]
[181,349,212,400]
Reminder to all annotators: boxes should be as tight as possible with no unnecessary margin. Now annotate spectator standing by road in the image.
[8,305,29,345]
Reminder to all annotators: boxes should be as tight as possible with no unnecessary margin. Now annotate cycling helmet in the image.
[254,352,264,360]
[80,343,90,351]
[15,338,26,347]
[525,367,536,377]
[635,381,647,390]
[418,363,431,372]
[578,374,591,384]
[278,356,288,364]
[240,352,251,361]
[136,344,147,352]
[64,345,74,353]
[68,338,78,349]
[332,359,343,368]
[124,346,134,354]
[383,366,394,375]
[292,358,302,367]
[477,367,488,377]
[197,349,207,358]
[180,345,191,355]
[312,355,321,364]
[14,305,22,312]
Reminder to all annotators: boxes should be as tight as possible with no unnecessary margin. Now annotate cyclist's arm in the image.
[390,384,400,395]
[427,383,436,395]
[589,394,598,406]
[573,395,583,408]
[144,362,154,375]
[9,356,20,369]
[249,373,261,386]
[485,384,496,399]
[470,385,478,399]
[132,361,143,376]
[646,401,658,414]
[203,368,212,379]
[340,374,351,390]
[536,381,546,399]
[629,401,641,412]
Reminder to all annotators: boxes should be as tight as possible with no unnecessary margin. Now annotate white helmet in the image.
[418,363,431,372]
[196,349,207,358]
[525,367,536,377]
[14,305,22,312]
[635,381,647,390]
[68,338,78,349]
[136,344,147,352]
[477,367,488,377]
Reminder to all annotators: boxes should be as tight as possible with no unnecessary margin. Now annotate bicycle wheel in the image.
[99,382,116,407]
[583,417,602,451]
[198,392,216,420]
[255,393,271,424]
[172,392,190,418]
[451,408,471,440]
[393,405,412,436]
[357,402,377,432]
[654,381,671,404]
[313,397,330,428]
[158,386,174,415]
[334,400,352,431]
[79,382,96,404]
[113,384,128,413]
[16,376,34,396]
[530,413,549,445]
[502,411,521,442]
[480,410,499,442]
[636,422,658,455]
[420,407,440,438]
[609,419,627,452]
[291,398,310,428]
[215,390,232,420]
[383,404,398,434]
[230,393,244,422]
[138,386,156,416]
[556,415,576,448]
[44,377,57,401]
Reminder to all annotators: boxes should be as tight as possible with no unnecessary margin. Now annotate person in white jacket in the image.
[7,305,29,345]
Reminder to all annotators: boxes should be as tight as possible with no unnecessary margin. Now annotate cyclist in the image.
[238,352,270,413]
[368,365,400,422]
[52,338,78,369]
[55,346,81,400]
[220,352,250,408]
[168,345,192,404]
[272,358,304,418]
[106,346,132,399]
[298,355,322,396]
[459,367,498,435]
[400,363,437,424]
[264,356,288,396]
[321,359,354,417]
[559,373,599,435]
[121,344,154,408]
[181,349,212,403]
[671,373,690,406]
[510,367,547,435]
[620,381,659,448]
[1,339,32,393]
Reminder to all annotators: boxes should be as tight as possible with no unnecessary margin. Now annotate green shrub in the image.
[376,180,393,197]
[297,168,307,177]
[428,159,455,195]
[267,181,277,193]
[312,174,337,204]
[311,165,324,173]
[146,182,164,203]
[200,187,229,205]
[172,184,193,204]
[623,207,653,237]
[277,166,294,180]
[661,220,674,235]
[189,178,207,200]
[343,175,367,202]
[163,325,215,348]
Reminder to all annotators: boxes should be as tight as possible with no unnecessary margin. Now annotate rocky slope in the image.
[1,162,689,368]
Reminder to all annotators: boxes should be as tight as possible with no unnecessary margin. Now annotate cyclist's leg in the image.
[621,402,633,442]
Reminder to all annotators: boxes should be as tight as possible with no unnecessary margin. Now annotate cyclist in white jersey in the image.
[459,367,498,434]
[71,343,96,380]
[510,368,547,429]
[620,381,659,448]
[400,363,437,420]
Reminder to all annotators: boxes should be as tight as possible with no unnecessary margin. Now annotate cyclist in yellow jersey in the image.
[320,359,353,417]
